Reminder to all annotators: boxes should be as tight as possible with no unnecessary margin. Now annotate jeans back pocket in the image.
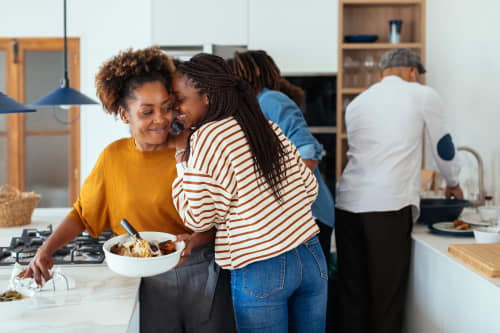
[304,236,329,280]
[242,254,286,298]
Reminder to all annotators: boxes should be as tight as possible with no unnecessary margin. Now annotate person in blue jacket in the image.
[228,50,336,331]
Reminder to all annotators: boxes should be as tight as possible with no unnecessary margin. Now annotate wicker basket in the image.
[0,185,41,227]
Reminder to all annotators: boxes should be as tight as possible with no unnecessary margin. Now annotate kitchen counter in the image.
[0,209,141,333]
[404,223,500,333]
[4,209,500,332]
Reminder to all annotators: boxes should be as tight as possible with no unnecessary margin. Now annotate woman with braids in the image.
[171,53,327,333]
[228,51,336,332]
[19,47,235,333]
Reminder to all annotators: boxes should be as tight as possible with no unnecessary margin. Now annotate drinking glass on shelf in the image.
[351,58,361,88]
[343,56,362,88]
[363,55,377,87]
[343,56,354,87]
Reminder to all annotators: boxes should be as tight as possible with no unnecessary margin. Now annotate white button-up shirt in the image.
[336,76,461,221]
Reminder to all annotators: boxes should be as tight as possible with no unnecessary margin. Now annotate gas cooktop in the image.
[0,225,114,266]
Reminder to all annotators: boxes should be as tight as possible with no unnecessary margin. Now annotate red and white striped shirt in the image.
[172,117,319,270]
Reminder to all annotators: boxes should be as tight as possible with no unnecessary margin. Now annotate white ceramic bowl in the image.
[477,206,500,222]
[473,227,500,244]
[0,288,36,318]
[103,232,185,278]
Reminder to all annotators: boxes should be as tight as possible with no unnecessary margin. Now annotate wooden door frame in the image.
[0,37,80,204]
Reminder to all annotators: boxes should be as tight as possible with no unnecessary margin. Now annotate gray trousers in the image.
[139,244,235,333]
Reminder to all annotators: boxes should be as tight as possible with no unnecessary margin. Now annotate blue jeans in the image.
[230,236,328,333]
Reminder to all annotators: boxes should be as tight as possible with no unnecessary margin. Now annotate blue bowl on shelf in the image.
[344,35,378,43]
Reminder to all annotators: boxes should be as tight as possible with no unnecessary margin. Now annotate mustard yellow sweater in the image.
[68,137,190,237]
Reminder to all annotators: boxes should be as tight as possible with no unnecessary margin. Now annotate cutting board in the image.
[448,243,500,278]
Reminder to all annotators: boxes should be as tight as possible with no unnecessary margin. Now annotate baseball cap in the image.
[379,48,426,74]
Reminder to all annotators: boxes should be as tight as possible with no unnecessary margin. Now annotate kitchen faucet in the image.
[457,146,485,207]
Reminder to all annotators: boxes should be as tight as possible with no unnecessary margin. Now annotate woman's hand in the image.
[16,215,85,287]
[17,245,54,287]
[175,233,193,267]
[174,129,192,163]
[174,129,191,151]
[174,229,216,268]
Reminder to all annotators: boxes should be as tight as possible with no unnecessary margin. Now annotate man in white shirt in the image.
[335,48,463,333]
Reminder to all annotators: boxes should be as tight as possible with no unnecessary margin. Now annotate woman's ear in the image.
[203,94,209,106]
[118,106,129,124]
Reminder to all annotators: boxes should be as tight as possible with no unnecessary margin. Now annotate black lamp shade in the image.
[0,92,36,114]
[31,87,98,106]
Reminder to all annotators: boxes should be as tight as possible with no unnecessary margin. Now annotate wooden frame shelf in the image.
[341,88,366,95]
[342,42,422,50]
[336,0,426,181]
[343,0,422,4]
[308,126,338,134]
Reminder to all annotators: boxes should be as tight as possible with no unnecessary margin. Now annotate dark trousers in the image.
[317,221,335,333]
[140,244,235,333]
[335,207,413,333]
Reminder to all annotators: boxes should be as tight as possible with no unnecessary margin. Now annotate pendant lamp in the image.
[0,92,36,113]
[31,0,97,107]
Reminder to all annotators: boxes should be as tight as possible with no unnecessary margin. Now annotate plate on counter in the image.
[460,214,494,227]
[428,222,474,237]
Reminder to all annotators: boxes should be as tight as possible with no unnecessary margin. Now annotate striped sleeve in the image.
[172,120,235,232]
[172,169,230,232]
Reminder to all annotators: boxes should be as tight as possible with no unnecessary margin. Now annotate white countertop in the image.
[0,208,141,333]
[2,208,499,332]
[406,219,500,332]
[412,223,500,288]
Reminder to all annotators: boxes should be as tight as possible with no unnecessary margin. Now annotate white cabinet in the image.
[248,0,338,74]
[152,0,248,46]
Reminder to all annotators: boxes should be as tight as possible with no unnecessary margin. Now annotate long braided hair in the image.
[176,53,287,201]
[228,50,305,107]
[228,50,281,93]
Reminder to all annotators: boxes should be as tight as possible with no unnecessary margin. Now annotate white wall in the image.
[248,0,338,74]
[2,0,497,203]
[0,0,152,182]
[426,0,500,202]
[151,0,248,45]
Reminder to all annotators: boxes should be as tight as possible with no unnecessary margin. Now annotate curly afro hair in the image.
[95,47,176,115]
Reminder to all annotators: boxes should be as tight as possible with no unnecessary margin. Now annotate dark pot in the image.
[418,199,471,225]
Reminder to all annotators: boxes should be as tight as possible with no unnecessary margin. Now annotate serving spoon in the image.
[120,219,158,254]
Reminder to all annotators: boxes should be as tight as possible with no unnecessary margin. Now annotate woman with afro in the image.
[20,47,235,333]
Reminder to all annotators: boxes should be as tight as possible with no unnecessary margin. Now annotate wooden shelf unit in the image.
[343,0,422,4]
[336,0,426,181]
[342,42,422,49]
[308,126,338,134]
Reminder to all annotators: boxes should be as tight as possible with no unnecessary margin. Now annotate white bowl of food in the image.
[473,227,500,244]
[477,206,500,222]
[0,288,36,318]
[103,232,185,278]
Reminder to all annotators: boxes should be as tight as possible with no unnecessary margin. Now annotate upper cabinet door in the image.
[248,0,338,74]
[152,0,248,46]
